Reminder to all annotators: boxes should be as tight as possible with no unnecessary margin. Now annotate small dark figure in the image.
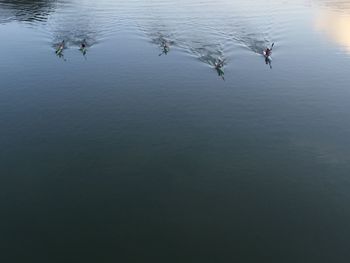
[55,40,66,60]
[263,43,274,69]
[56,40,65,55]
[214,58,225,80]
[80,39,87,49]
[159,40,170,56]
[80,39,87,56]
[264,48,271,57]
[263,42,274,58]
[214,58,224,69]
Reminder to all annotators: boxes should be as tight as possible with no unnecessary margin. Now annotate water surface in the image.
[1,0,350,262]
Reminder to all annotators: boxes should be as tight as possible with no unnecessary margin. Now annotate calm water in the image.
[1,0,350,262]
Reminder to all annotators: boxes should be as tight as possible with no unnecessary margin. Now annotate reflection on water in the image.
[0,0,56,23]
[318,0,350,13]
[315,8,350,53]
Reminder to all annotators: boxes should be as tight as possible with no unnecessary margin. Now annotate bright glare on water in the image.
[1,0,350,262]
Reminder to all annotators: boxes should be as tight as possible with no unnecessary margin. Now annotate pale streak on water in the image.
[1,1,350,262]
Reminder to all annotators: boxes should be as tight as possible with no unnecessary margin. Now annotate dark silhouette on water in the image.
[55,40,66,60]
[55,40,64,54]
[214,57,225,80]
[79,39,87,56]
[159,39,170,56]
[263,42,274,69]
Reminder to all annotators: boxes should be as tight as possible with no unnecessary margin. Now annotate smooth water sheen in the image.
[1,0,350,262]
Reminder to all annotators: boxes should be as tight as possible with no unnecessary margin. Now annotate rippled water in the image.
[1,1,350,262]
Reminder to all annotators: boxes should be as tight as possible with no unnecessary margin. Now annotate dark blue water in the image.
[1,1,350,262]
